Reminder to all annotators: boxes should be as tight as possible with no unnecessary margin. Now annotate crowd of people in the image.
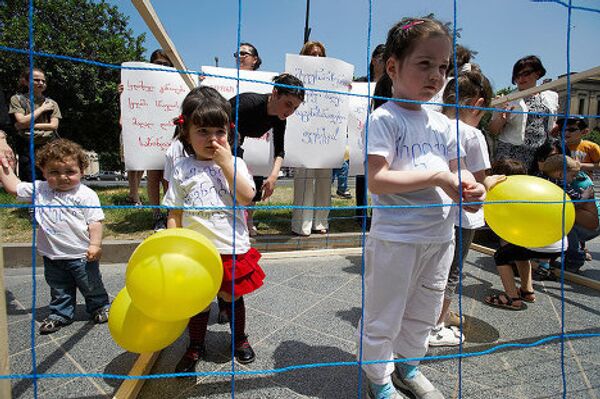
[1,13,598,399]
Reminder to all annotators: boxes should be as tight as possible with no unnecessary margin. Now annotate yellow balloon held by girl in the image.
[484,175,575,248]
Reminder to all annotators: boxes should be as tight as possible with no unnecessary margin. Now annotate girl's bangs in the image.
[191,104,230,128]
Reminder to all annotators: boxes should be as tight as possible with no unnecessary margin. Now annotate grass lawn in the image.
[0,183,366,243]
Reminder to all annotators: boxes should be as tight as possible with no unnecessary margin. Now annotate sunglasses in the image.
[234,51,253,58]
[515,69,535,79]
[153,60,172,67]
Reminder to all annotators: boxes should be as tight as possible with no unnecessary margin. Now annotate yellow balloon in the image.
[108,288,188,353]
[484,175,575,247]
[125,228,223,321]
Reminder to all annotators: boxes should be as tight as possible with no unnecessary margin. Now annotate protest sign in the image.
[348,82,374,176]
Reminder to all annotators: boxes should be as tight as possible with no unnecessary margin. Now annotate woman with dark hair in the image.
[489,55,559,170]
[234,43,262,71]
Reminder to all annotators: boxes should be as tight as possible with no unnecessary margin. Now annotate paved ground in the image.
[4,241,600,399]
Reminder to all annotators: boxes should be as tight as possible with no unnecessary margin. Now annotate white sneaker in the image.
[428,326,464,347]
[391,368,444,399]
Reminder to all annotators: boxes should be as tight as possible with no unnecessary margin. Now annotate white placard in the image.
[283,54,354,168]
[120,62,189,171]
[201,66,277,177]
[348,83,374,176]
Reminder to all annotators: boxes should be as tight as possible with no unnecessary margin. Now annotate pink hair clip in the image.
[175,114,185,126]
[401,20,425,31]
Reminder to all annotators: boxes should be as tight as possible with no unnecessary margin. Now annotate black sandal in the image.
[484,293,524,311]
[518,288,536,303]
[39,318,66,334]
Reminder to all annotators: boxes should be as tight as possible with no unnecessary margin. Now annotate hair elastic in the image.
[175,114,185,126]
[401,20,424,31]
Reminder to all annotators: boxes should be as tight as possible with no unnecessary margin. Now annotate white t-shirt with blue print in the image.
[367,101,461,243]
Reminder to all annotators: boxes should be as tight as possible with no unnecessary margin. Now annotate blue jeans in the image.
[332,160,349,193]
[43,257,110,323]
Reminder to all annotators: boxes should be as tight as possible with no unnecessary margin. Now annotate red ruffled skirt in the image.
[220,247,265,296]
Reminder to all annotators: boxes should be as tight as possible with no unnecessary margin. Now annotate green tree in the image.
[0,0,145,156]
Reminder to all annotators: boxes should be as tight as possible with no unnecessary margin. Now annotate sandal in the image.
[93,308,110,324]
[518,288,536,303]
[484,293,524,311]
[39,318,67,335]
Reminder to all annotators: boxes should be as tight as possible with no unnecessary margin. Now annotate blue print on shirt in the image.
[396,131,448,169]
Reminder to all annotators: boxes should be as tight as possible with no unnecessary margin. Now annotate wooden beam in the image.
[470,243,600,291]
[490,65,600,107]
[0,247,12,399]
[112,351,160,399]
[131,0,196,90]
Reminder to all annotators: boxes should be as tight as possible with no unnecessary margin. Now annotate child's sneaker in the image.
[92,307,110,324]
[428,325,464,347]
[39,318,68,335]
[367,380,406,399]
[392,366,444,399]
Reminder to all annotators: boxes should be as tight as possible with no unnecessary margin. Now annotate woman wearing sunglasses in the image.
[489,55,558,172]
[234,43,262,71]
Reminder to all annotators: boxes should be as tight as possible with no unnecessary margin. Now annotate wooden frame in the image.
[131,0,196,90]
[112,352,159,399]
[490,65,600,107]
[470,243,600,291]
[0,247,12,399]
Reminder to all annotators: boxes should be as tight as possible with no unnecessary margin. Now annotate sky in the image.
[105,0,600,91]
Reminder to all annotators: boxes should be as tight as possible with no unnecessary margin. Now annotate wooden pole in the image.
[0,246,12,398]
[470,243,600,291]
[112,352,159,399]
[131,0,196,90]
[490,65,600,107]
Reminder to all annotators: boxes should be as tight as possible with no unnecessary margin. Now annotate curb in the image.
[2,232,367,268]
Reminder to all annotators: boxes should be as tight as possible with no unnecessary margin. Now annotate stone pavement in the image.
[3,242,600,398]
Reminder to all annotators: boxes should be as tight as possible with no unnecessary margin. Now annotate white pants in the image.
[291,168,331,235]
[358,237,454,384]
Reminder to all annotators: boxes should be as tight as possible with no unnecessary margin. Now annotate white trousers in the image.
[358,237,454,384]
[291,168,331,235]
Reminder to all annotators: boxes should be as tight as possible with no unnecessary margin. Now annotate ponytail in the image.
[373,73,393,110]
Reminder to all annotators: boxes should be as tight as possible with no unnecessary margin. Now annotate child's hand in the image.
[582,186,594,200]
[435,171,462,203]
[483,175,507,191]
[462,181,486,212]
[86,244,102,261]
[212,139,232,169]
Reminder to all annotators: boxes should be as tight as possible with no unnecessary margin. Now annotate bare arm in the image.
[86,221,103,261]
[0,161,21,195]
[0,131,15,169]
[213,140,255,206]
[167,209,183,228]
[367,154,461,202]
[13,100,54,127]
[262,156,283,200]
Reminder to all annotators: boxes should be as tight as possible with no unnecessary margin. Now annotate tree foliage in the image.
[0,0,146,155]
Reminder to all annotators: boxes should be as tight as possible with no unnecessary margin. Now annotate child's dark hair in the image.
[35,139,89,171]
[531,140,565,174]
[557,116,588,131]
[272,73,305,102]
[368,44,386,80]
[175,86,231,156]
[491,158,527,176]
[374,17,451,109]
[442,65,493,116]
[240,42,262,70]
[446,45,476,77]
[150,49,174,67]
[511,55,546,85]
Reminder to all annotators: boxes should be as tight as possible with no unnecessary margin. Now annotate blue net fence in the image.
[1,0,600,398]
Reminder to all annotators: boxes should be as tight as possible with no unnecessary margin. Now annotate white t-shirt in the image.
[163,140,188,183]
[163,157,255,254]
[16,181,105,260]
[529,236,568,253]
[367,101,461,243]
[453,120,491,229]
